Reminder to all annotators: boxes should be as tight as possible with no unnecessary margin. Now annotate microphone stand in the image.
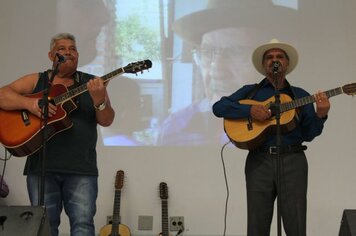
[272,68,283,236]
[38,58,64,206]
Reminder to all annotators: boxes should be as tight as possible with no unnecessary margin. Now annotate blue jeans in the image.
[27,174,98,236]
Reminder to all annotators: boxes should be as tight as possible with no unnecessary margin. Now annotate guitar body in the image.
[99,223,131,236]
[0,84,76,157]
[224,93,296,150]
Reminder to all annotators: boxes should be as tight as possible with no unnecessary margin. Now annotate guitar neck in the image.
[161,199,169,236]
[53,67,125,105]
[281,86,343,112]
[111,189,122,231]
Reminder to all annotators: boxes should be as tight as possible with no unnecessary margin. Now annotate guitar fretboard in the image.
[280,87,343,112]
[53,67,125,105]
[51,59,152,105]
[161,199,169,236]
[111,189,122,234]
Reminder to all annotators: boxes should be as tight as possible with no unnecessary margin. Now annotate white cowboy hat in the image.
[252,39,298,76]
[172,0,298,45]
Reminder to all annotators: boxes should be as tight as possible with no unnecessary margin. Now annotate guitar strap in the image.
[73,71,81,86]
[245,80,264,99]
[39,71,49,89]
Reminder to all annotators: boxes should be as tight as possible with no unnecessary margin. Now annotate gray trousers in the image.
[245,151,308,236]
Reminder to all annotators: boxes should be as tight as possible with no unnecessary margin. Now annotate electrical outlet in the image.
[170,216,184,231]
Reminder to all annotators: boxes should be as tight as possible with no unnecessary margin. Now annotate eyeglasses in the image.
[192,46,252,67]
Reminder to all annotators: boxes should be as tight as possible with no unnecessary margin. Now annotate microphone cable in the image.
[220,140,231,236]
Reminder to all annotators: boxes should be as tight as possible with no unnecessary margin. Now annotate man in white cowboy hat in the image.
[213,39,330,236]
[157,0,298,145]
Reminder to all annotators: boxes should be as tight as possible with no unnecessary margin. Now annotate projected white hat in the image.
[252,39,298,76]
[172,0,298,45]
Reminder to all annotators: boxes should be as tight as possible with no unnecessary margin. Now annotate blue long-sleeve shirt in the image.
[212,79,327,147]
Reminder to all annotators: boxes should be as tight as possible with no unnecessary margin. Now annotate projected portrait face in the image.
[193,27,261,104]
[156,0,299,146]
[56,0,109,66]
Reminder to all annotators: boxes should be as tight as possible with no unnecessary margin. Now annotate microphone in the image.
[272,61,280,73]
[56,53,66,63]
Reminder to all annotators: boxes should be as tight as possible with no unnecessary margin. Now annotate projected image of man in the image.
[157,0,299,146]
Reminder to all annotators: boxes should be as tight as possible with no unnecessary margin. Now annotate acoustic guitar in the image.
[99,170,131,236]
[224,83,356,150]
[0,60,152,157]
[159,182,170,236]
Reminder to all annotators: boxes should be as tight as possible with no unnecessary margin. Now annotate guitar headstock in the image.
[124,60,152,74]
[342,83,356,96]
[115,170,125,190]
[159,182,168,200]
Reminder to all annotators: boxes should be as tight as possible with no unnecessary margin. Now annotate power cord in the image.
[0,149,11,197]
[220,141,231,236]
[175,224,184,236]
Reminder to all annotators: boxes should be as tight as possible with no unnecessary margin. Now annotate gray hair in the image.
[50,33,76,51]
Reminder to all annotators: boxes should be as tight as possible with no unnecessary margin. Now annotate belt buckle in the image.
[269,146,278,154]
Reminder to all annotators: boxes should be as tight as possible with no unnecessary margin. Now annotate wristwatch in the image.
[94,101,106,111]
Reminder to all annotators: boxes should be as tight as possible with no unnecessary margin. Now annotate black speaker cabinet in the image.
[339,209,356,236]
[0,205,50,236]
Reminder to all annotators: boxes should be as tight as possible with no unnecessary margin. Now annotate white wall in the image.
[1,0,356,236]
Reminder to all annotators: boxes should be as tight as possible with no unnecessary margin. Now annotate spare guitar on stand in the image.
[99,170,130,236]
[159,182,170,236]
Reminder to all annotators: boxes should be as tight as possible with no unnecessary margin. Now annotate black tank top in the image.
[24,70,99,176]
